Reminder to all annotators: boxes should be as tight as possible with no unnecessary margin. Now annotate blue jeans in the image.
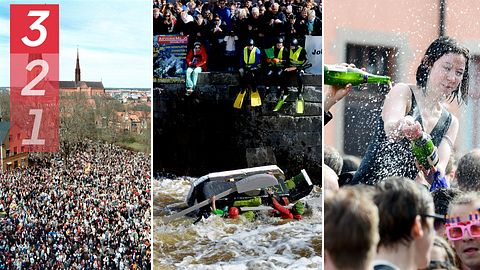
[186,67,202,89]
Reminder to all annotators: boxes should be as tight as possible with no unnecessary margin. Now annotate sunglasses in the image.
[446,221,480,241]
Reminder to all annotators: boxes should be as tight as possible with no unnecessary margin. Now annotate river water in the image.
[153,177,322,270]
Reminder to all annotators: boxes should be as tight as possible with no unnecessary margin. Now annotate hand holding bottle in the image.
[400,116,422,141]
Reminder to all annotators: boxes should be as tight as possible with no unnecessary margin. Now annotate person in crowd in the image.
[455,149,480,191]
[306,9,321,35]
[372,177,439,270]
[446,191,480,270]
[351,36,469,186]
[324,186,379,270]
[175,10,195,37]
[158,9,176,35]
[192,14,211,46]
[185,41,208,95]
[323,165,340,195]
[431,187,462,237]
[224,30,239,72]
[210,15,227,70]
[423,236,460,270]
[246,7,266,48]
[234,8,250,46]
[264,3,286,46]
[214,0,231,28]
[324,145,343,176]
[153,8,163,35]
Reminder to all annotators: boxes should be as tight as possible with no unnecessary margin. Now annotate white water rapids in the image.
[153,177,322,270]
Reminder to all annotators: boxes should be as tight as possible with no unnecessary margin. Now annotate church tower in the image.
[75,48,81,83]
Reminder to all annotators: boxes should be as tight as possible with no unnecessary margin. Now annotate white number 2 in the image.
[21,59,48,96]
[21,10,50,47]
[22,109,45,145]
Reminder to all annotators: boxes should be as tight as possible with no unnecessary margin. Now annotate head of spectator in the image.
[251,7,260,18]
[324,145,343,176]
[238,8,247,20]
[307,9,316,22]
[259,5,266,15]
[325,186,379,270]
[421,236,459,270]
[163,10,174,24]
[340,155,361,174]
[287,13,296,24]
[432,188,462,237]
[323,165,339,196]
[195,14,204,25]
[203,9,213,21]
[374,177,438,269]
[445,154,457,184]
[275,37,284,50]
[217,0,226,9]
[290,38,299,50]
[271,3,280,15]
[230,3,237,15]
[456,149,480,191]
[447,191,480,270]
[180,10,194,23]
[300,7,308,19]
[285,5,293,16]
[153,8,161,19]
[245,0,252,9]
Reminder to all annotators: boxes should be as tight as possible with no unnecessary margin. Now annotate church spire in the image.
[75,47,81,83]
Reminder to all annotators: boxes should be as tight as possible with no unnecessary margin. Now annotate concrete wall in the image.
[153,72,322,181]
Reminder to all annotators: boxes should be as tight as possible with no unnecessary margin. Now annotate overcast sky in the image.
[1,0,151,88]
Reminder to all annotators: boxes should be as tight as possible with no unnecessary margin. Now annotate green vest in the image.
[290,46,305,66]
[265,46,284,67]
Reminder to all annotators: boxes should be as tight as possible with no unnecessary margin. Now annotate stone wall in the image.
[153,72,322,181]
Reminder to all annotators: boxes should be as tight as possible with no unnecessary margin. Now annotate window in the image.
[343,43,397,156]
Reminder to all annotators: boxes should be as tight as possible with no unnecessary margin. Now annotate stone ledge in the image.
[196,72,322,86]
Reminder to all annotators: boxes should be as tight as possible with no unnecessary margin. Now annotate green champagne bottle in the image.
[411,132,439,169]
[324,64,392,86]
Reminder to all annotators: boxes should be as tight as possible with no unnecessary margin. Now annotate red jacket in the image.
[271,197,302,220]
[186,46,208,71]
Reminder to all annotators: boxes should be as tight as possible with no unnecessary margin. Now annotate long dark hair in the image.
[415,36,470,104]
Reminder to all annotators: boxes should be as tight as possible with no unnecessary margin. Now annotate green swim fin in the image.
[296,94,304,114]
[250,88,262,107]
[233,89,246,109]
[273,94,289,112]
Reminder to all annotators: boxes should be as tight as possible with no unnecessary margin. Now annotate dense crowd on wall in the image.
[153,0,322,71]
[0,141,151,269]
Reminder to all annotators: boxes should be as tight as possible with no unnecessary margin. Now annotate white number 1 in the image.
[22,109,45,145]
[21,10,50,47]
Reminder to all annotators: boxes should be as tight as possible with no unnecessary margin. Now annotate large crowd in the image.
[153,0,321,71]
[0,141,151,269]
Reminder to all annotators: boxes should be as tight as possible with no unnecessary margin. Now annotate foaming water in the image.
[153,177,322,270]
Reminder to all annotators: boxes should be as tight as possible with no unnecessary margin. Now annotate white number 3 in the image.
[21,10,50,47]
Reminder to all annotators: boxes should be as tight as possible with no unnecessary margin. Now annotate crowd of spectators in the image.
[153,0,322,71]
[0,141,151,269]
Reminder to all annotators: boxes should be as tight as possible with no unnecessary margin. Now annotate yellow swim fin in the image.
[234,89,247,109]
[250,88,262,107]
[296,94,304,114]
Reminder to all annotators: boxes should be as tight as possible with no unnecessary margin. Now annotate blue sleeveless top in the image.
[350,88,452,185]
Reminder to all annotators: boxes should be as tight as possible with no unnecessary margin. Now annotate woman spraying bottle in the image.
[350,36,469,189]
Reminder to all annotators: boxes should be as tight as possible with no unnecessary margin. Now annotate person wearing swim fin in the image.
[264,37,290,99]
[283,38,308,113]
[235,38,262,108]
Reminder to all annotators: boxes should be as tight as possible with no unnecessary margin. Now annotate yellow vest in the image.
[290,46,305,66]
[243,47,257,67]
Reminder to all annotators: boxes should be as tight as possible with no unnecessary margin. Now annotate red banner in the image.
[10,4,59,152]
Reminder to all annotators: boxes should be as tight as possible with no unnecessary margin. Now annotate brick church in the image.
[59,49,105,96]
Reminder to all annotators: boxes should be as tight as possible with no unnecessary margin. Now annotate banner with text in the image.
[153,35,188,84]
[305,35,322,75]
